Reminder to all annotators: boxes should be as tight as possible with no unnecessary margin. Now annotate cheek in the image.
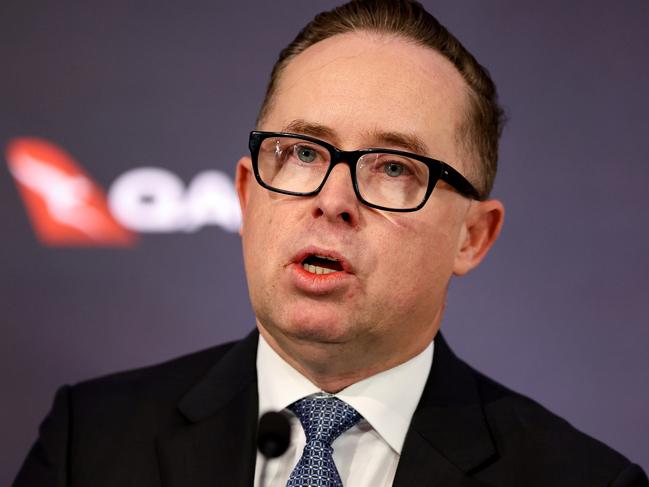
[242,194,305,290]
[241,203,286,324]
[371,220,459,309]
[242,200,279,282]
[243,190,283,246]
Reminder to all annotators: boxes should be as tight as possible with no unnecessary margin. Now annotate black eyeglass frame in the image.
[248,131,483,212]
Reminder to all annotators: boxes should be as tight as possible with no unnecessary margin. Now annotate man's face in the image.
[237,32,481,373]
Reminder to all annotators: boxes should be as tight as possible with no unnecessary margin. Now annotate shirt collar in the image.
[256,334,433,454]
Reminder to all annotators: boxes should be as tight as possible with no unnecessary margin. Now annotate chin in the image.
[280,305,354,345]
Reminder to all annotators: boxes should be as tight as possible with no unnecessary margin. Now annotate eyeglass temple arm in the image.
[440,165,483,200]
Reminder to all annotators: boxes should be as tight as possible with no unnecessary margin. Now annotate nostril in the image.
[341,212,351,222]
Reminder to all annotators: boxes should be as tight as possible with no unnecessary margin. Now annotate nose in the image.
[311,163,360,226]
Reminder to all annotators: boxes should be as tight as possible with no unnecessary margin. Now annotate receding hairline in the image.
[257,29,470,127]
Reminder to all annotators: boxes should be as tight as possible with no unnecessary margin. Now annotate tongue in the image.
[304,255,343,271]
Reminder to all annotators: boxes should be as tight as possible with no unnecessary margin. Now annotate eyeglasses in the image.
[248,131,482,212]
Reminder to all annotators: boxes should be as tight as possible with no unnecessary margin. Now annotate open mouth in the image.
[301,254,344,275]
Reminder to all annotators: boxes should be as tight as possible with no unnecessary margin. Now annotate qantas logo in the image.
[5,137,241,247]
[6,138,137,247]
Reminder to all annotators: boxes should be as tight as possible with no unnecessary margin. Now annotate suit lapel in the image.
[156,331,259,487]
[393,333,497,487]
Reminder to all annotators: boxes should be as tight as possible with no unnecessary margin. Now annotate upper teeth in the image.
[315,254,337,261]
[303,263,337,275]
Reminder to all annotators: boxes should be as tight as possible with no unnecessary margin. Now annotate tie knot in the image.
[289,395,362,446]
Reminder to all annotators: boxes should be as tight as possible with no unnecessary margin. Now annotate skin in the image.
[236,32,504,393]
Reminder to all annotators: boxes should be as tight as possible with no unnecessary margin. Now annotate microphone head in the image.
[257,411,291,458]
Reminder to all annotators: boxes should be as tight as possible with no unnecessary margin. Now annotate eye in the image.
[295,145,318,163]
[384,161,405,177]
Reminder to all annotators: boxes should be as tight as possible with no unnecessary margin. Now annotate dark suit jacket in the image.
[14,331,649,486]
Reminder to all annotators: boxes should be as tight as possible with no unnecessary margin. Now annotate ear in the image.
[235,156,253,236]
[453,199,505,276]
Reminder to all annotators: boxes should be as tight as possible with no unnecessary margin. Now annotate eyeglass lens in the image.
[257,136,430,210]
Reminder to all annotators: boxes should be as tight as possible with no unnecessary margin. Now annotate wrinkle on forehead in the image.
[281,118,431,155]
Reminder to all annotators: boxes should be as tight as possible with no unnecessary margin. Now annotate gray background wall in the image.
[2,1,647,484]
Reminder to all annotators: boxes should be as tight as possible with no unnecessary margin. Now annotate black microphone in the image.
[257,411,291,487]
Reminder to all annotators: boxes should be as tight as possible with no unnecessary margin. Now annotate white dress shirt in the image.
[254,334,434,487]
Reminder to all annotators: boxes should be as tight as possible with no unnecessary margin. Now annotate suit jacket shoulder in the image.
[14,333,260,487]
[392,334,649,487]
[478,370,642,484]
[68,337,239,421]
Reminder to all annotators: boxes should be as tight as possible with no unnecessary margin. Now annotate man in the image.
[14,1,648,486]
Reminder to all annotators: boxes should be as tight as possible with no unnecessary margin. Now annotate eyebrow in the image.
[281,119,430,156]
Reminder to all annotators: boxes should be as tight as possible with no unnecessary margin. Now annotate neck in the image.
[257,321,438,393]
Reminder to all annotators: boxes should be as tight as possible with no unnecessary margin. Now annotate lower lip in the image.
[289,263,353,294]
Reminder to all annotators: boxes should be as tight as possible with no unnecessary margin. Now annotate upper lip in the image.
[292,246,354,273]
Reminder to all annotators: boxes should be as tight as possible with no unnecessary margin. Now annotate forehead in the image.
[264,32,471,164]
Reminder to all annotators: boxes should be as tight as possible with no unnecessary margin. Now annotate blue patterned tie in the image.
[286,394,362,487]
